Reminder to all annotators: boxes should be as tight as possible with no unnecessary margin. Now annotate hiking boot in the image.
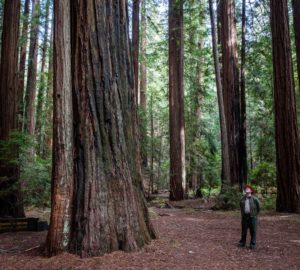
[250,244,256,250]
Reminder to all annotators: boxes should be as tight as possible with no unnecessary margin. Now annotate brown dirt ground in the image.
[1,200,300,270]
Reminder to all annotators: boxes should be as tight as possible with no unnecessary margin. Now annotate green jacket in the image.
[240,195,260,217]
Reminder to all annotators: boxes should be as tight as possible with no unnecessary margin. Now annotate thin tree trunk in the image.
[24,0,40,135]
[169,0,186,201]
[132,0,140,105]
[292,0,300,92]
[35,0,50,154]
[240,0,247,185]
[0,0,24,218]
[47,0,155,256]
[270,0,300,213]
[46,0,73,255]
[140,0,147,167]
[209,0,230,186]
[18,0,30,129]
[220,0,242,188]
[148,92,154,198]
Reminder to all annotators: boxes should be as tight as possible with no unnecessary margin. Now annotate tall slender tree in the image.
[169,0,186,200]
[36,0,51,152]
[18,0,30,128]
[140,0,148,167]
[132,0,140,105]
[270,0,300,213]
[25,0,40,135]
[240,0,247,184]
[292,0,300,92]
[209,0,230,186]
[0,0,24,217]
[47,0,155,256]
[220,0,244,188]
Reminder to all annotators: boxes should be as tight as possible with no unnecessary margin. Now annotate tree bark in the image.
[240,0,247,185]
[292,0,300,92]
[36,0,51,153]
[169,0,186,201]
[25,0,40,135]
[18,0,30,129]
[47,0,155,256]
[46,0,73,255]
[209,0,230,186]
[220,0,242,188]
[0,0,24,218]
[132,0,140,105]
[270,0,300,213]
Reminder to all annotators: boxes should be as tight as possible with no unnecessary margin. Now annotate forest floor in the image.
[0,197,300,270]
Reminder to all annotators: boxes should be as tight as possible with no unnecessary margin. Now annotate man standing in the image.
[239,185,260,250]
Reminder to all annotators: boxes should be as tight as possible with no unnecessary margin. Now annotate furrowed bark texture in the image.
[0,0,24,217]
[48,0,155,257]
[46,0,74,254]
[270,0,300,213]
[70,0,154,256]
[169,0,186,201]
[220,0,243,188]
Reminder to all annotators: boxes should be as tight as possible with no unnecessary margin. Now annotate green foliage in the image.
[262,193,276,210]
[0,131,51,207]
[249,162,276,193]
[212,185,241,211]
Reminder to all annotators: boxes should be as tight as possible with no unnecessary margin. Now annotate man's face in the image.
[245,188,252,197]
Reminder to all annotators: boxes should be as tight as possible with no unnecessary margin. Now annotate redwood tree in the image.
[18,0,30,128]
[0,0,24,217]
[209,0,230,186]
[220,0,244,188]
[132,0,140,105]
[47,0,155,256]
[270,0,300,213]
[169,0,186,200]
[25,0,40,135]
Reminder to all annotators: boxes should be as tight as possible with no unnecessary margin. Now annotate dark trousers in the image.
[239,214,257,246]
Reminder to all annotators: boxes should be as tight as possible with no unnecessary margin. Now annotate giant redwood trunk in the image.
[132,0,140,105]
[25,0,40,135]
[47,0,155,256]
[270,0,300,213]
[0,0,24,217]
[220,0,243,188]
[169,0,186,200]
[292,0,300,92]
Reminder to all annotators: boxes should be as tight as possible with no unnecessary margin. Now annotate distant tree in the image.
[25,0,40,135]
[270,0,300,213]
[35,0,51,153]
[0,0,24,217]
[47,0,155,256]
[18,0,30,128]
[169,0,186,200]
[132,0,140,105]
